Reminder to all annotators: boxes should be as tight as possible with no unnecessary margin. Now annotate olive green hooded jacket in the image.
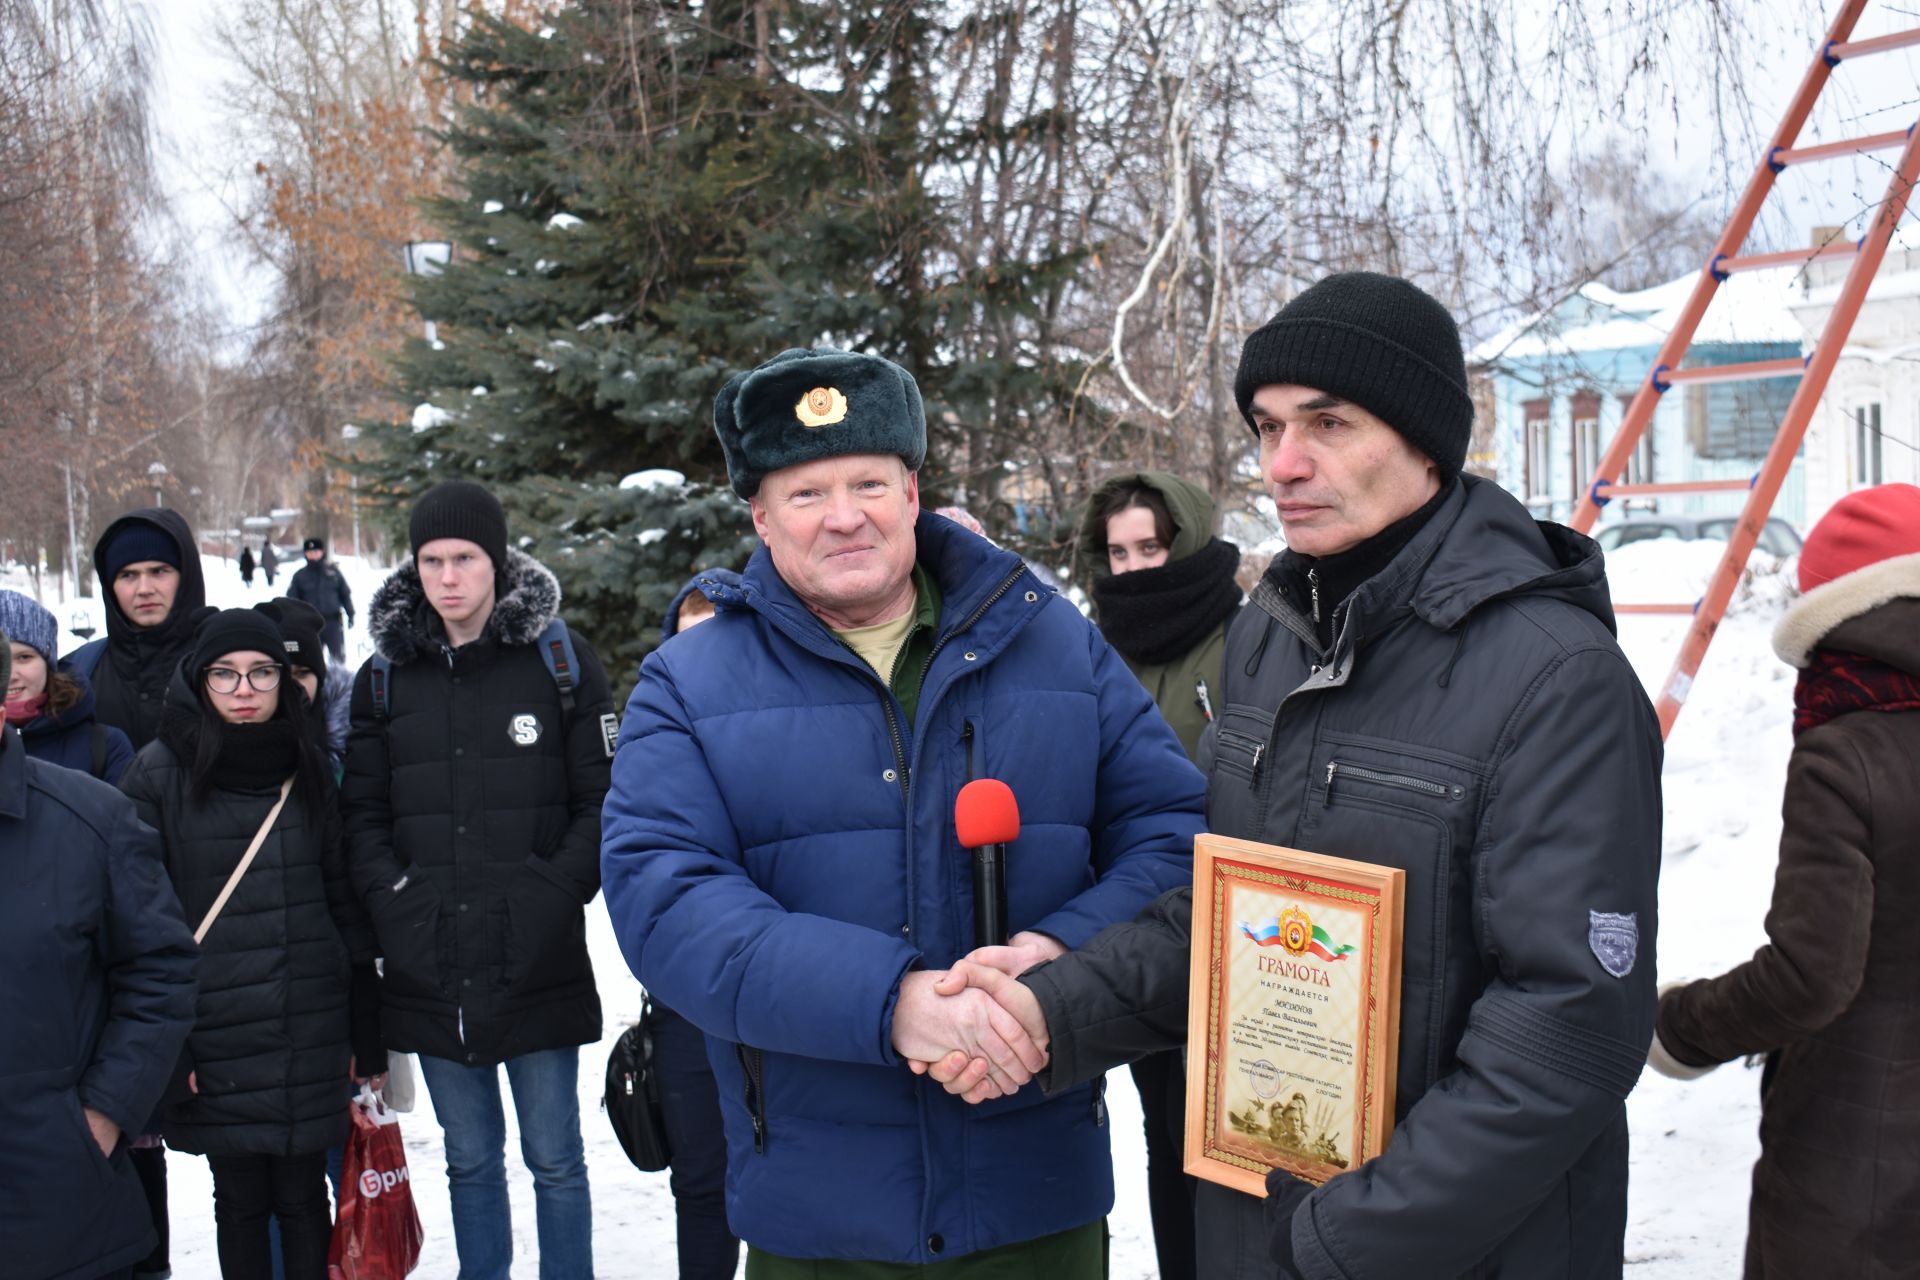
[1075,471,1235,762]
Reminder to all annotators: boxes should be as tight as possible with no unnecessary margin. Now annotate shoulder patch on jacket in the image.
[599,712,619,758]
[1588,910,1638,978]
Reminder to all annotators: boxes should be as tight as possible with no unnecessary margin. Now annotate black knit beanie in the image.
[254,598,327,683]
[409,481,508,571]
[1233,272,1474,482]
[190,608,290,680]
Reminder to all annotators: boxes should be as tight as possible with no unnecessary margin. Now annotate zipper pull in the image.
[1251,742,1265,783]
[1194,679,1215,721]
[1308,568,1322,624]
[1324,761,1338,806]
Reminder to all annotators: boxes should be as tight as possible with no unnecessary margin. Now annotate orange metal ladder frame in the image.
[1566,0,1920,738]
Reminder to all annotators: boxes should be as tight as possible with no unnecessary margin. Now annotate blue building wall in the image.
[1480,336,1807,531]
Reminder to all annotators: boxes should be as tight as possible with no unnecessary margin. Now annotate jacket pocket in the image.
[1303,743,1482,1101]
[63,1090,113,1188]
[503,859,586,993]
[371,870,445,1000]
[736,1043,767,1153]
[1208,703,1275,833]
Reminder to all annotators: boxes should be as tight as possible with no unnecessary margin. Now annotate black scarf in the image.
[158,693,302,794]
[1092,537,1243,666]
[1272,479,1457,649]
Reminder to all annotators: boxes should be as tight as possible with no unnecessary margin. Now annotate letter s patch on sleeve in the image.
[600,712,620,758]
[1588,910,1639,978]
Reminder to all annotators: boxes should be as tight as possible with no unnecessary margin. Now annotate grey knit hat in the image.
[713,347,927,499]
[1233,271,1474,482]
[0,590,58,664]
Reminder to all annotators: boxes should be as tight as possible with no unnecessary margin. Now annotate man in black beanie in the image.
[341,478,614,1279]
[287,536,355,664]
[924,272,1664,1280]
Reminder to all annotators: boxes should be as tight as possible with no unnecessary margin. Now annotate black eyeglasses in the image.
[205,665,282,694]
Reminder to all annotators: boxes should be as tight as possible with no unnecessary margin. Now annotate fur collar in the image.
[1773,552,1920,668]
[368,547,562,664]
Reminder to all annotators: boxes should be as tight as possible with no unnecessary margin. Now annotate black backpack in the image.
[602,997,671,1172]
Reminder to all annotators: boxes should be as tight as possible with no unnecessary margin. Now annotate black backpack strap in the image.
[370,653,393,720]
[90,723,108,778]
[538,618,578,719]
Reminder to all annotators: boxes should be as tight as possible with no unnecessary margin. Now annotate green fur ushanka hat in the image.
[713,347,928,498]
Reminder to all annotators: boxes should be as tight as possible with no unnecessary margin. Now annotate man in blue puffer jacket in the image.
[602,347,1206,1275]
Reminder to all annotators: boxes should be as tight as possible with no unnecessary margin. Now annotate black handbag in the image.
[603,996,672,1172]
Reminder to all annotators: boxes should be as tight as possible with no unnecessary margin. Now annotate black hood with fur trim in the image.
[367,547,561,664]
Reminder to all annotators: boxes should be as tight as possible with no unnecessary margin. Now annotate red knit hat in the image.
[1798,483,1920,592]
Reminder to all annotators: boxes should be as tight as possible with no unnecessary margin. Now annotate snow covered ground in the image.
[10,538,1795,1276]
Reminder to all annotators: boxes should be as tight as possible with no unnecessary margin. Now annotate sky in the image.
[142,0,1920,342]
[147,0,276,342]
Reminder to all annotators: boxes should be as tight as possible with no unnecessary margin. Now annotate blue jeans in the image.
[418,1047,593,1280]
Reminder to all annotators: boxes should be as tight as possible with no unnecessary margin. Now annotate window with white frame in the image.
[1618,393,1653,484]
[1856,403,1884,486]
[1570,391,1601,504]
[1523,398,1551,500]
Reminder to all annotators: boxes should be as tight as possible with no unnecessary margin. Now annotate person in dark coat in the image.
[238,546,256,588]
[286,538,354,664]
[119,609,383,1280]
[342,481,614,1280]
[1073,472,1242,1280]
[600,348,1204,1275]
[1651,482,1920,1279]
[260,543,279,587]
[643,568,744,1280]
[254,598,349,774]
[65,508,209,1278]
[71,509,209,752]
[0,631,199,1280]
[2,589,134,783]
[923,273,1663,1279]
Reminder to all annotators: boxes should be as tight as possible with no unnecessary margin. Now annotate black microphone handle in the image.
[972,842,1008,948]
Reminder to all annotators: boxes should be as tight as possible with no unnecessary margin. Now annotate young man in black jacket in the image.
[341,481,615,1280]
[921,273,1664,1280]
[66,507,209,1280]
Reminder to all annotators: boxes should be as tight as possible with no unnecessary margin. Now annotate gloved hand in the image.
[1264,1167,1315,1279]
[1649,980,1719,1081]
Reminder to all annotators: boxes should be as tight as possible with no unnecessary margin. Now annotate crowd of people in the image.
[3,271,1915,1280]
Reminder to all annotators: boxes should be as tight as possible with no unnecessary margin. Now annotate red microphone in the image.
[956,779,1020,949]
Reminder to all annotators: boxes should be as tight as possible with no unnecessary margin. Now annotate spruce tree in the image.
[360,2,1091,686]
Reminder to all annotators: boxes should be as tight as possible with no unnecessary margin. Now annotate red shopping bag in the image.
[329,1086,425,1279]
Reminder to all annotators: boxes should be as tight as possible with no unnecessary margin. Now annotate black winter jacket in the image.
[342,549,613,1066]
[1021,476,1663,1279]
[120,684,378,1158]
[0,727,198,1280]
[77,509,209,749]
[289,560,355,622]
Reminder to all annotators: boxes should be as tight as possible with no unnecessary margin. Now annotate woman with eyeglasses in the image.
[118,609,383,1280]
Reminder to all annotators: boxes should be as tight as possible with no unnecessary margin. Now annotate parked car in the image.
[1593,513,1803,557]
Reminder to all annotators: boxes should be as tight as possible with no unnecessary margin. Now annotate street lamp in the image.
[403,240,453,345]
[147,460,168,509]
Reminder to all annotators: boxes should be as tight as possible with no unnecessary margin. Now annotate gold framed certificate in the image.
[1184,834,1404,1195]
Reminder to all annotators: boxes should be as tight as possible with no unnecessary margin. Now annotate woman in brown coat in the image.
[1651,482,1920,1279]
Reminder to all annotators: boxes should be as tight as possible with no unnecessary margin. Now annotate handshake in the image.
[890,930,1066,1104]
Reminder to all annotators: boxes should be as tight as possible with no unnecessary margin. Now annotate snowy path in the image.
[27,541,1786,1276]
